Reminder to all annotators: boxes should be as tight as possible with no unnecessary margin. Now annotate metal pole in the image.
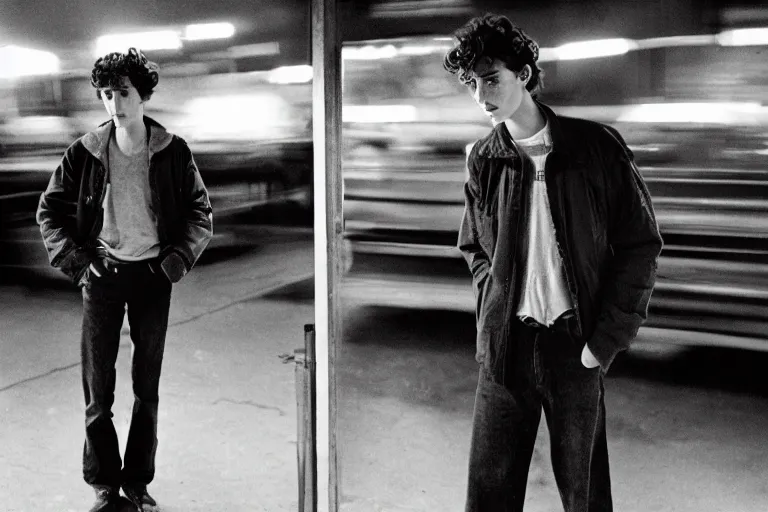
[311,0,341,510]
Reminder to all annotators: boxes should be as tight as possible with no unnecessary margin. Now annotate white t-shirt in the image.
[98,134,161,261]
[513,122,574,326]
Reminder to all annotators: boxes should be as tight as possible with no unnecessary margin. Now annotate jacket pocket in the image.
[475,209,497,262]
[475,325,495,366]
[476,273,504,332]
[475,325,506,382]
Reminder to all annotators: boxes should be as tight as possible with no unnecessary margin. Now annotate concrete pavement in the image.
[0,232,313,512]
[337,304,768,512]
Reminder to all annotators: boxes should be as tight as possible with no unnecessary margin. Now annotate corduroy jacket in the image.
[37,116,213,285]
[459,102,663,372]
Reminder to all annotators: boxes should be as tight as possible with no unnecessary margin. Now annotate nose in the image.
[104,95,117,114]
[473,82,486,105]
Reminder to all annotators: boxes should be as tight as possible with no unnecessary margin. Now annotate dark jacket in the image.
[459,102,663,372]
[37,116,213,285]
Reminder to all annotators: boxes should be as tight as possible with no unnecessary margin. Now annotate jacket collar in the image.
[81,115,173,166]
[474,100,585,169]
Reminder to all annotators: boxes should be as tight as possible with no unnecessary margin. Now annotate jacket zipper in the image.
[148,154,166,246]
[87,163,108,240]
[501,140,525,340]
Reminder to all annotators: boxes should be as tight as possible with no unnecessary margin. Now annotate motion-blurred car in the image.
[341,36,768,351]
[0,70,313,279]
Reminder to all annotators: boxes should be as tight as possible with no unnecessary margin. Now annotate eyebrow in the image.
[477,70,499,79]
[100,86,128,91]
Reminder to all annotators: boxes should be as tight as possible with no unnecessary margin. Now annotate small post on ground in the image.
[295,324,318,512]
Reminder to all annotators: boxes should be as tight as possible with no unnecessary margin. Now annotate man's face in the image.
[463,57,527,125]
[99,76,144,128]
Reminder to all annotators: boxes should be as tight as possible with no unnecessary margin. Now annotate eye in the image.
[103,91,113,99]
[120,90,129,97]
[465,78,477,90]
[485,78,499,86]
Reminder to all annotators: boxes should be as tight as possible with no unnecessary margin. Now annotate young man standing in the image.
[37,48,213,512]
[444,14,663,512]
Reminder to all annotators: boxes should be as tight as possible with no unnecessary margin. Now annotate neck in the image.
[116,118,146,142]
[114,118,147,154]
[503,94,546,140]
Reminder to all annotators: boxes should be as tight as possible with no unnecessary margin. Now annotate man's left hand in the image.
[581,344,600,369]
[160,251,187,283]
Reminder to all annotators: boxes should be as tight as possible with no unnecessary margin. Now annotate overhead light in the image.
[553,38,638,60]
[717,27,768,46]
[94,30,182,57]
[268,65,313,85]
[0,45,59,79]
[184,22,236,41]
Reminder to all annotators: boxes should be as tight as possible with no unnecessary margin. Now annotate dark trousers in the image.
[80,258,172,488]
[466,320,612,512]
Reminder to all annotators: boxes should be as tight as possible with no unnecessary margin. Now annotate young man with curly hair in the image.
[37,48,213,512]
[444,14,662,512]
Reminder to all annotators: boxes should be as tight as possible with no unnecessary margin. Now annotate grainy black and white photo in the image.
[336,2,768,512]
[1,1,768,511]
[1,1,314,510]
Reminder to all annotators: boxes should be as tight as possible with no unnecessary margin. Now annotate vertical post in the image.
[289,325,317,512]
[293,349,307,512]
[295,347,307,510]
[311,0,341,511]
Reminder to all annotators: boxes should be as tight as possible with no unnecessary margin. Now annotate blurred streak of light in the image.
[342,105,417,123]
[184,22,236,41]
[552,38,638,60]
[0,45,59,79]
[194,42,280,61]
[228,42,280,58]
[182,94,293,141]
[636,34,718,49]
[344,30,766,66]
[717,27,768,46]
[616,102,766,125]
[342,44,397,60]
[399,44,452,56]
[94,31,182,56]
[268,65,313,84]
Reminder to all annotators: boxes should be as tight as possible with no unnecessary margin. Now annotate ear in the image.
[518,64,532,84]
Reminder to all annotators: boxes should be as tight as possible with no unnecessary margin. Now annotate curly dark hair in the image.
[443,14,543,97]
[90,47,159,100]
